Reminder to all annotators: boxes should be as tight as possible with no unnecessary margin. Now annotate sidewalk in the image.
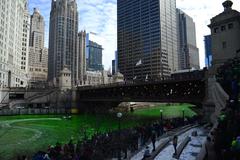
[130,125,198,160]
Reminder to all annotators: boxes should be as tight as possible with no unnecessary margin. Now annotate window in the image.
[222,41,227,49]
[228,23,233,29]
[221,25,226,31]
[214,27,219,33]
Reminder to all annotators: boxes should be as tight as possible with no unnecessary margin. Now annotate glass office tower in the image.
[117,0,178,80]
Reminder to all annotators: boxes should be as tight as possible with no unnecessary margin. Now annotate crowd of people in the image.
[17,57,240,160]
[207,56,240,160]
[207,100,240,160]
[25,116,198,160]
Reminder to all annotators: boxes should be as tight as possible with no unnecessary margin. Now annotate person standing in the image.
[205,136,216,160]
[173,135,178,156]
[142,146,151,160]
[151,130,157,152]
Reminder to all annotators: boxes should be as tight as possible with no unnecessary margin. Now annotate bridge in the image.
[0,70,207,112]
[76,76,206,111]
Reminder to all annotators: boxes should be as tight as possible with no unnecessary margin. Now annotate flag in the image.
[136,59,142,66]
[145,74,148,81]
[90,32,98,35]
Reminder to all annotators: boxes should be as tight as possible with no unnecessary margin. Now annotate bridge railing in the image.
[0,108,66,116]
[77,78,206,104]
[77,72,206,91]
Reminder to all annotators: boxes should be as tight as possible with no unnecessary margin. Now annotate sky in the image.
[28,0,240,70]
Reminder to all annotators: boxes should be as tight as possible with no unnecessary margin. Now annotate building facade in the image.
[208,0,240,72]
[114,51,118,74]
[204,35,212,68]
[0,0,29,87]
[112,60,116,75]
[112,72,124,83]
[21,9,30,72]
[48,0,78,86]
[59,67,71,90]
[28,48,48,86]
[80,70,114,86]
[28,8,48,87]
[177,9,199,70]
[77,31,87,86]
[117,0,178,81]
[84,71,103,86]
[29,8,44,49]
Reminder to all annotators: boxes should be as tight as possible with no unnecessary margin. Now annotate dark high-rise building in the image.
[176,9,199,70]
[114,51,118,73]
[112,60,116,75]
[86,39,103,72]
[117,0,178,80]
[48,0,78,86]
[112,51,118,75]
[204,35,212,68]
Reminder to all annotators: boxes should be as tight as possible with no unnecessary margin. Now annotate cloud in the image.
[29,0,240,69]
[77,0,117,70]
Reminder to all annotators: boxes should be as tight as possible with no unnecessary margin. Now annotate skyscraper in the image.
[77,31,87,85]
[21,8,30,72]
[176,9,199,70]
[28,8,48,86]
[112,60,116,75]
[86,40,103,72]
[114,51,118,74]
[0,0,29,87]
[48,0,78,86]
[112,51,118,75]
[204,35,212,68]
[117,0,178,80]
[85,33,103,72]
[29,8,44,49]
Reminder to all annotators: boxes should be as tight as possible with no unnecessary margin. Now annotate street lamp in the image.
[117,112,123,160]
[117,112,123,126]
[182,108,185,125]
[160,109,163,121]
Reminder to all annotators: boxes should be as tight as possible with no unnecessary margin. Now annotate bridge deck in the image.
[77,78,206,104]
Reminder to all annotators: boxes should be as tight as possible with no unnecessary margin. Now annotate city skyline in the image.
[29,0,240,69]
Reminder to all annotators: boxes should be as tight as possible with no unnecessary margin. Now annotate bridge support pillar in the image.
[202,78,229,124]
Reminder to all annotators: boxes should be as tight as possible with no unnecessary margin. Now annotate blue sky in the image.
[28,0,240,69]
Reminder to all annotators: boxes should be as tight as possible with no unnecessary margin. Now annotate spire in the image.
[24,2,28,10]
[34,8,39,14]
[222,0,233,11]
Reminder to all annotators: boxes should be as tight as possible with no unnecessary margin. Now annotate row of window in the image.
[214,23,234,33]
[29,68,47,72]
